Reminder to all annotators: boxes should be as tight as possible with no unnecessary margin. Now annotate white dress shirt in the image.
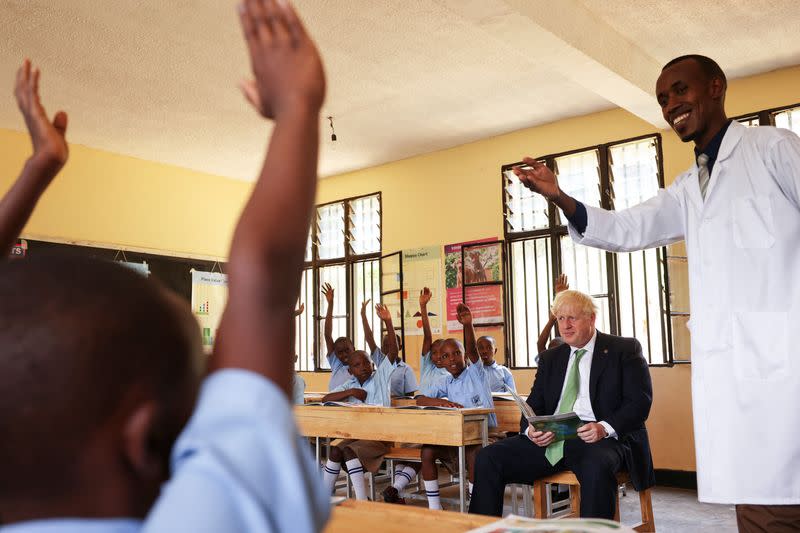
[555,330,616,439]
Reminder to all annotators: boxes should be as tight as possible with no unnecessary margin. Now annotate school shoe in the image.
[381,486,406,505]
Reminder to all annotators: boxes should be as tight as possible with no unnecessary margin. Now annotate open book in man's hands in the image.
[505,385,583,442]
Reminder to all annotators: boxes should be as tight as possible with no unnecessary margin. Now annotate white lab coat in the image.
[568,120,800,504]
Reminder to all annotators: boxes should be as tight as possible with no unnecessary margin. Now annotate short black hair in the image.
[477,335,496,346]
[0,255,201,498]
[663,55,727,87]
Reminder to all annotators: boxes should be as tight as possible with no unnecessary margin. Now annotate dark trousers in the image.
[469,434,625,519]
[735,504,800,533]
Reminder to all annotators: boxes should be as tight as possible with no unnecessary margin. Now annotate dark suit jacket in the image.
[521,331,656,491]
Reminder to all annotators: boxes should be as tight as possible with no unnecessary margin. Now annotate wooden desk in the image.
[491,395,523,433]
[391,396,522,434]
[295,405,492,512]
[323,500,494,533]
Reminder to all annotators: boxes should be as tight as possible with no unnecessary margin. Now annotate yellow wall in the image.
[3,64,798,473]
[0,132,251,259]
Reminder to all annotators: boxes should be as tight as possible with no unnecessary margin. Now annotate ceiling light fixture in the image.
[327,116,337,142]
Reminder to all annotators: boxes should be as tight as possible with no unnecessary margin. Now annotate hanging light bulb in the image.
[327,116,337,142]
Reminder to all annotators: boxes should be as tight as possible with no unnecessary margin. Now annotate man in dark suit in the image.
[469,289,655,519]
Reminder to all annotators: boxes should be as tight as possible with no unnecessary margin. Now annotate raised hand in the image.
[294,303,304,316]
[419,287,431,307]
[15,59,69,172]
[555,273,569,294]
[513,158,560,201]
[321,283,334,305]
[360,299,371,316]
[375,303,392,322]
[238,0,325,120]
[456,303,473,326]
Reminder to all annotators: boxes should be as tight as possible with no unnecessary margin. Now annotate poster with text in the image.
[444,237,502,331]
[191,270,228,347]
[401,246,443,335]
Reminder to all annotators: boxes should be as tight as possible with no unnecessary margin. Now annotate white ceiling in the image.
[1,1,798,181]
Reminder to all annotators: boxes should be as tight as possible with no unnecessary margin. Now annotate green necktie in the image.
[545,348,587,466]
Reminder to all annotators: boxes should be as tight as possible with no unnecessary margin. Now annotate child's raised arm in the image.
[360,299,377,354]
[537,273,568,353]
[419,287,432,355]
[321,283,335,354]
[456,303,479,365]
[210,0,326,398]
[375,303,398,363]
[0,60,69,256]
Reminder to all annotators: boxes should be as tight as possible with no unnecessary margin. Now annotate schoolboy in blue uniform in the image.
[0,2,329,531]
[418,288,450,395]
[360,299,418,397]
[381,287,449,504]
[321,304,399,500]
[321,283,355,390]
[477,335,516,393]
[415,303,496,509]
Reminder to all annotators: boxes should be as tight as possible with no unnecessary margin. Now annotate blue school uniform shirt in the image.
[292,372,306,405]
[329,351,397,407]
[391,362,418,396]
[418,350,450,396]
[371,348,417,396]
[485,361,516,393]
[327,351,351,391]
[426,360,497,428]
[0,370,329,533]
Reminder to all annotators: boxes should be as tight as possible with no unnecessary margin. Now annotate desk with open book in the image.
[294,405,492,511]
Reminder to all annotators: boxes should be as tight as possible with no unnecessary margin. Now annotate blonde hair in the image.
[551,290,597,317]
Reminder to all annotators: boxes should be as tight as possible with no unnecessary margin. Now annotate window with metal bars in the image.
[733,102,800,135]
[502,134,674,367]
[293,192,382,372]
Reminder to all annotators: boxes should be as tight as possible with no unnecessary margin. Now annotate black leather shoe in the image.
[382,486,406,505]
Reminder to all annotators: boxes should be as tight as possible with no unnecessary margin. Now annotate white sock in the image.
[392,465,417,491]
[346,458,368,500]
[469,481,474,498]
[323,460,341,495]
[424,479,442,510]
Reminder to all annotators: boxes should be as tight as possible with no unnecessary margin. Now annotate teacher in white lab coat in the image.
[513,55,800,533]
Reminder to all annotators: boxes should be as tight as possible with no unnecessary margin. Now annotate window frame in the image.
[501,133,675,368]
[732,102,800,128]
[299,192,383,372]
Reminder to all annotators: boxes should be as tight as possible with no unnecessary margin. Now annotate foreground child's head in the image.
[439,338,467,377]
[0,256,204,520]
[477,335,497,365]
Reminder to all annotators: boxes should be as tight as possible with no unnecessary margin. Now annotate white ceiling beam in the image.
[502,0,668,128]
